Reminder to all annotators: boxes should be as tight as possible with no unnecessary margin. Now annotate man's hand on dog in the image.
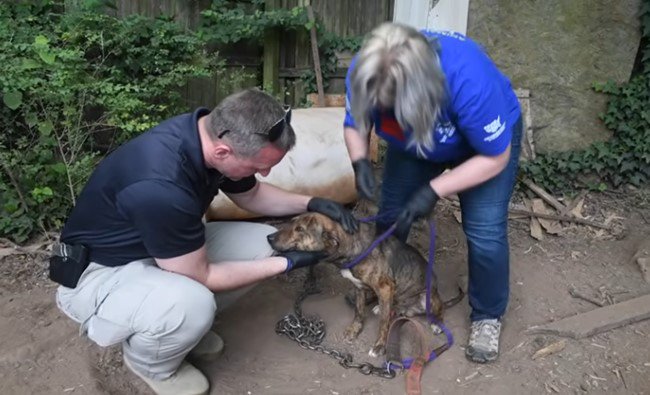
[395,184,440,238]
[307,197,358,233]
[352,158,376,201]
[280,250,327,272]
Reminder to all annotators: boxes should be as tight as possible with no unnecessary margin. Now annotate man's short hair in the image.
[207,88,296,157]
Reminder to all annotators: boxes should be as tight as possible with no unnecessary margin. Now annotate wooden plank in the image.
[263,0,281,94]
[288,1,310,106]
[516,89,535,161]
[525,294,650,339]
[306,5,325,106]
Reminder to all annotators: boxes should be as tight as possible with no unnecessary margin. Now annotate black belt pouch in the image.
[49,243,90,288]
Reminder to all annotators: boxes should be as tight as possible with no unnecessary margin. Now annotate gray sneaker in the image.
[124,358,209,395]
[188,331,225,362]
[465,319,501,363]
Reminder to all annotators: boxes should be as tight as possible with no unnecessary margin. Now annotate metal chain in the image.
[275,268,397,379]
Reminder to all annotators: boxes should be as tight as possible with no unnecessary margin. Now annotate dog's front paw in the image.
[344,323,362,342]
[369,344,386,358]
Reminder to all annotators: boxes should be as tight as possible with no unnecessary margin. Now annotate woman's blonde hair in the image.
[350,22,446,156]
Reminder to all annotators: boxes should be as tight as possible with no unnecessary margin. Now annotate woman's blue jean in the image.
[376,118,522,321]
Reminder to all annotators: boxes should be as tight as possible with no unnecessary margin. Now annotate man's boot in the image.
[188,331,225,362]
[124,358,209,395]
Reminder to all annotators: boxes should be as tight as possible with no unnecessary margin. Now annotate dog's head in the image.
[267,213,345,256]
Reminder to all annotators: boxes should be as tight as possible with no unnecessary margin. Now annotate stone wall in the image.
[468,0,641,153]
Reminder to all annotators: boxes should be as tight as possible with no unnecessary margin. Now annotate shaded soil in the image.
[1,187,649,395]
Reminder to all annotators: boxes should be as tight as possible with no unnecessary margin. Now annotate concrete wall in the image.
[393,0,469,34]
[468,0,641,153]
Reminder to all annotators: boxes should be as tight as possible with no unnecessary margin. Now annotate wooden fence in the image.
[102,0,393,108]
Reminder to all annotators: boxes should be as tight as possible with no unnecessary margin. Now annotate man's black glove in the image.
[307,197,358,233]
[352,158,375,201]
[281,250,327,272]
[395,184,440,240]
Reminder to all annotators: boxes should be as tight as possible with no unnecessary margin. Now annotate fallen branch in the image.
[443,197,612,230]
[532,339,566,360]
[508,208,612,230]
[0,237,50,258]
[521,179,567,213]
[569,286,605,307]
[559,190,588,217]
[614,368,627,390]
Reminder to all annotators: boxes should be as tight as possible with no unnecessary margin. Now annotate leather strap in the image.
[385,317,431,395]
[406,356,426,395]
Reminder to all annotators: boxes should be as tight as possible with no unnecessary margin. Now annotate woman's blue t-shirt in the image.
[344,31,521,162]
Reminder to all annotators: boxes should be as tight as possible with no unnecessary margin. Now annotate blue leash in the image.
[343,210,399,270]
[343,215,454,372]
[386,222,454,372]
[343,223,397,269]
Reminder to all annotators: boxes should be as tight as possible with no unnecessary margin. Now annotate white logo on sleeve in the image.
[438,31,467,41]
[483,116,506,142]
[436,121,456,143]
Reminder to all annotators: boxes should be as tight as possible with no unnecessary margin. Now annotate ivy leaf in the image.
[629,173,645,186]
[25,112,38,127]
[3,91,23,110]
[3,201,19,214]
[568,161,581,171]
[22,58,40,70]
[38,51,56,64]
[34,35,49,46]
[642,152,650,163]
[620,161,637,173]
[38,120,54,136]
[51,162,67,174]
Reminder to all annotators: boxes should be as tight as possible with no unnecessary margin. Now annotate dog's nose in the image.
[267,232,277,244]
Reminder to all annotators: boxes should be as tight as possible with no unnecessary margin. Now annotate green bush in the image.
[0,1,216,242]
[199,1,363,98]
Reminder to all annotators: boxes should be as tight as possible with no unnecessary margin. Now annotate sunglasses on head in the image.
[218,105,292,143]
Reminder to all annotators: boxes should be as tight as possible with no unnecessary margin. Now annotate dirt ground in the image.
[1,186,649,395]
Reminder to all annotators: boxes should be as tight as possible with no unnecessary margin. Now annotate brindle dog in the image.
[268,212,452,357]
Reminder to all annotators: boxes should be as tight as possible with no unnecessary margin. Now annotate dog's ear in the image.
[322,229,340,249]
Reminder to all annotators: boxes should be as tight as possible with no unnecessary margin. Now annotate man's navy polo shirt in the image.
[61,108,256,267]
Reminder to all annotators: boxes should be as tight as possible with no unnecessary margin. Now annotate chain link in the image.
[275,268,397,379]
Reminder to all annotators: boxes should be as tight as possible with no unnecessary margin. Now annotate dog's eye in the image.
[295,225,304,232]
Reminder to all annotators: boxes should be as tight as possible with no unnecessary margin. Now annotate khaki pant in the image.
[56,221,276,380]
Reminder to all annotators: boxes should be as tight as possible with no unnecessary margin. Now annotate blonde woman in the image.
[344,23,522,363]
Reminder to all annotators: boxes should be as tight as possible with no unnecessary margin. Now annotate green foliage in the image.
[0,0,357,243]
[200,1,309,44]
[0,1,215,242]
[521,0,650,193]
[300,32,363,96]
[199,1,362,98]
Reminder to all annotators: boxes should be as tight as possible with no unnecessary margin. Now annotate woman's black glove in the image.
[352,158,375,201]
[395,184,440,240]
[281,250,327,272]
[307,197,358,233]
